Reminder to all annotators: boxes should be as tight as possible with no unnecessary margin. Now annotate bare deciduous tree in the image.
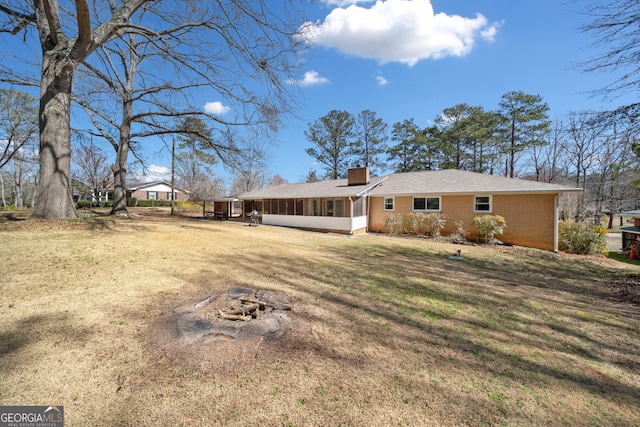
[227,138,272,195]
[71,136,111,205]
[0,88,38,171]
[1,0,153,218]
[1,1,305,219]
[580,0,640,100]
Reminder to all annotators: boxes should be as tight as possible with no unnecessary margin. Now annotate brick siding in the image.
[369,193,557,251]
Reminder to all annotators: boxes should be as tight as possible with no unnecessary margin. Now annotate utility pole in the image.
[171,137,176,216]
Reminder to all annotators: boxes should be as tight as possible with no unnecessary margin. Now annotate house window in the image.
[384,197,394,211]
[167,192,175,200]
[474,196,491,212]
[147,191,157,200]
[413,196,440,212]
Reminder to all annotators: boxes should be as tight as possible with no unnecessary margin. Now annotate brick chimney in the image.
[348,166,370,186]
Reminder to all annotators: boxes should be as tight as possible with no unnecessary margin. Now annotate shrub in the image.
[385,214,405,236]
[137,199,172,207]
[403,213,423,235]
[127,197,137,207]
[0,205,21,211]
[559,221,608,256]
[175,201,202,210]
[448,220,468,244]
[422,213,447,237]
[472,215,507,244]
[385,212,447,237]
[76,200,93,209]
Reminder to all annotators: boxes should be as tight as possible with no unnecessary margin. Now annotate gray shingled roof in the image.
[129,180,190,193]
[239,170,580,200]
[369,170,581,196]
[240,176,387,199]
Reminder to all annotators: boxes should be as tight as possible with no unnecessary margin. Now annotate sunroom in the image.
[239,168,386,234]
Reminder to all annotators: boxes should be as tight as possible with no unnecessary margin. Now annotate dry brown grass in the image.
[1,209,639,426]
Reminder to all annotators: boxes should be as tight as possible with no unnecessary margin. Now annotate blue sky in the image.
[2,0,634,187]
[226,0,632,184]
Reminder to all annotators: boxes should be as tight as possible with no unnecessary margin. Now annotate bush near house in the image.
[76,200,93,209]
[137,199,173,207]
[385,212,447,237]
[559,221,608,256]
[472,215,507,244]
[422,213,447,237]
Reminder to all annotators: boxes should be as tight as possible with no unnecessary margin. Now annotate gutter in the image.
[356,176,388,198]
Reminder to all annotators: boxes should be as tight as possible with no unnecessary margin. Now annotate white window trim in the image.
[383,196,395,211]
[474,195,492,213]
[412,195,441,212]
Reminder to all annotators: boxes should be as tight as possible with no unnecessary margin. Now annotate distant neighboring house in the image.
[72,178,112,203]
[129,181,189,202]
[239,167,581,252]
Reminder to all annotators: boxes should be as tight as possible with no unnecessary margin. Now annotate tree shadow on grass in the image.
[207,241,640,410]
[0,311,94,375]
[0,212,29,222]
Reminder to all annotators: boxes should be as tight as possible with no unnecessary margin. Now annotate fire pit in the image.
[174,287,292,344]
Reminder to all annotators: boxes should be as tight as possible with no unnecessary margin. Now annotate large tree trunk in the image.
[110,92,134,216]
[0,173,6,208]
[32,51,77,219]
[110,140,130,215]
[13,158,23,208]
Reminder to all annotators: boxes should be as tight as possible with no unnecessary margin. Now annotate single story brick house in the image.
[129,181,189,202]
[239,167,581,251]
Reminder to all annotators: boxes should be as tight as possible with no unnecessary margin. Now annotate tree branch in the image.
[74,0,92,49]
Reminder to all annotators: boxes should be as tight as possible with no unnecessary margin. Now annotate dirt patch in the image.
[148,287,300,370]
[174,288,293,344]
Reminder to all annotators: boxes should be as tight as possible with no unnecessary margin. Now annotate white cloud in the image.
[376,75,388,86]
[288,70,330,87]
[134,164,171,182]
[323,0,373,6]
[204,101,231,115]
[300,0,499,67]
[480,23,501,42]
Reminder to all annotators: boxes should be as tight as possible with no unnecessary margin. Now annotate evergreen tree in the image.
[498,91,550,177]
[175,117,219,200]
[352,110,389,174]
[305,110,355,179]
[387,119,422,172]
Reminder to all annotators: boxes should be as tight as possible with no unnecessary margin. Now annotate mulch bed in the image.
[608,275,640,305]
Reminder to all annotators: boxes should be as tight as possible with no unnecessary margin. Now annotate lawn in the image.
[1,209,639,426]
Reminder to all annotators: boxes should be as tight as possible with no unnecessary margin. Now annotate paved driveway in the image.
[607,233,622,252]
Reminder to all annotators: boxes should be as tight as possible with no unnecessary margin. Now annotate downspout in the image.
[349,196,354,234]
[554,194,560,253]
